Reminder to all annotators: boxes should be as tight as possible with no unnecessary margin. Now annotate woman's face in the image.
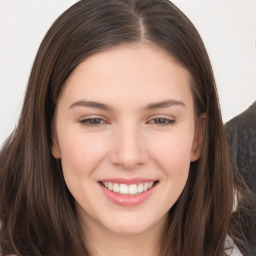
[52,43,205,237]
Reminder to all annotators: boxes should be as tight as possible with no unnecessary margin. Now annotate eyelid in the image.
[78,115,110,127]
[146,116,176,126]
[77,115,176,127]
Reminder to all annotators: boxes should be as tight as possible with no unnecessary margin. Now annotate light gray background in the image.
[1,0,256,146]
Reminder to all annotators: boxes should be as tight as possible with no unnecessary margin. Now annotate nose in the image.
[109,122,148,169]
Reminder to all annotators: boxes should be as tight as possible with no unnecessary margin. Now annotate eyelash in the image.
[79,117,175,127]
[147,118,175,126]
[79,118,107,127]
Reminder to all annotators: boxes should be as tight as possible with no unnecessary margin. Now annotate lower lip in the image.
[99,183,157,207]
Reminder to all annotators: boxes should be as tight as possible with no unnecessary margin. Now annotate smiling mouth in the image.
[99,181,159,196]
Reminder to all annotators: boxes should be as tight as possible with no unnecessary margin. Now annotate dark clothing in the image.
[225,102,256,256]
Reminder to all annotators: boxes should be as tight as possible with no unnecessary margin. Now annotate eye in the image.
[148,118,175,126]
[79,118,107,127]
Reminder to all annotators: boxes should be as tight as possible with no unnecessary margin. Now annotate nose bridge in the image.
[110,120,148,168]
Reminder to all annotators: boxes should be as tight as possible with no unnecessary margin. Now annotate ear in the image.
[51,131,61,159]
[190,114,206,162]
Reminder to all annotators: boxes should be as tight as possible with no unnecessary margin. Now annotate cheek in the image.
[150,131,193,176]
[150,133,193,208]
[58,130,109,177]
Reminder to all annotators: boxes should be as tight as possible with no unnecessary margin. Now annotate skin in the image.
[52,43,206,256]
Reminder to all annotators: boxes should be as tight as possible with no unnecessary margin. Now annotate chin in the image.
[106,223,150,236]
[101,213,166,237]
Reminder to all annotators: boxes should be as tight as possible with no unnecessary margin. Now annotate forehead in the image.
[59,43,194,109]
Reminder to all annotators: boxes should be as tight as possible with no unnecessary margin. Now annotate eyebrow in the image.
[69,100,112,111]
[145,99,186,110]
[69,99,185,111]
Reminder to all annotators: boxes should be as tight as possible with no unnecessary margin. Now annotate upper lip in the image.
[99,178,157,185]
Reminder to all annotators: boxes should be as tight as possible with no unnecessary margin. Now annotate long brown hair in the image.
[0,0,234,255]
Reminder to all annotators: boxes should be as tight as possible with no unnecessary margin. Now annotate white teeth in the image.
[128,184,138,195]
[113,183,119,193]
[138,183,144,193]
[102,181,155,195]
[148,181,154,188]
[107,182,113,190]
[120,184,128,194]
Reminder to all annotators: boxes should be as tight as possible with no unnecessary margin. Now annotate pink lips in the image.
[99,178,158,207]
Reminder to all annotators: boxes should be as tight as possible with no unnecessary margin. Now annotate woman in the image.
[0,0,242,255]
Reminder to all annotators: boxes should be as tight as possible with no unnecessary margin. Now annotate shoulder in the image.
[224,236,243,256]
